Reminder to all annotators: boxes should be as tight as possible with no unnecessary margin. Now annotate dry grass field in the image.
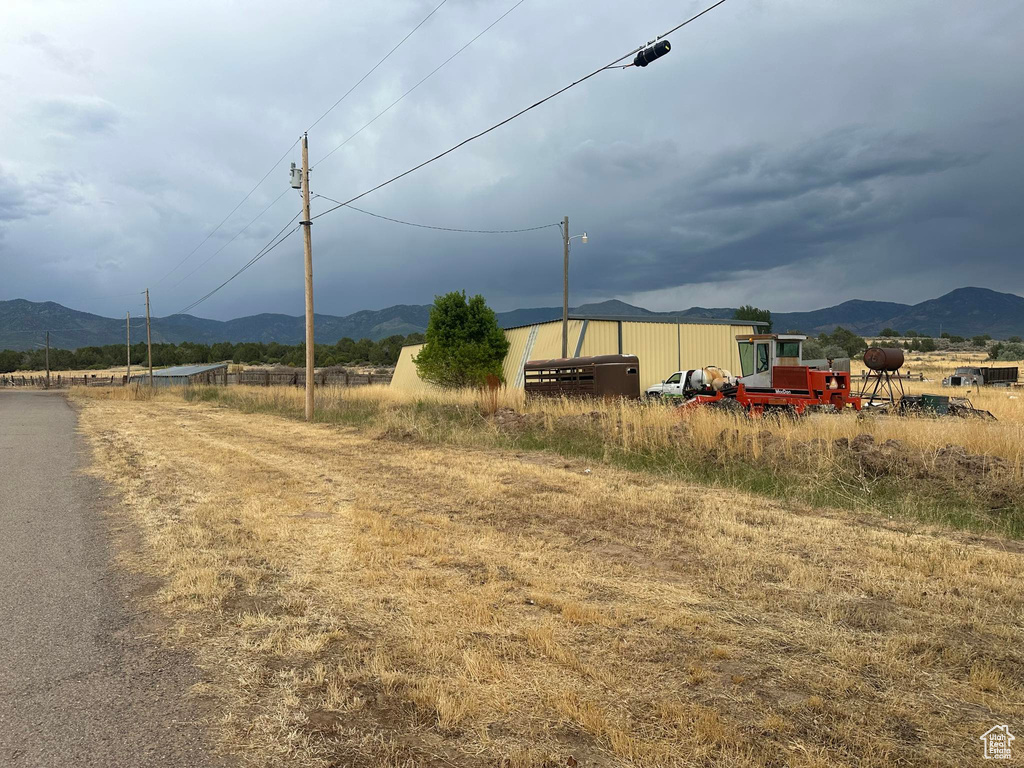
[73,387,1024,767]
[180,378,1024,537]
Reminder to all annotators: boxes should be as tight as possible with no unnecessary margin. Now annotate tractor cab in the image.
[735,334,804,389]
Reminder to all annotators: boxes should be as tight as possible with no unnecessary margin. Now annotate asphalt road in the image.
[0,391,226,767]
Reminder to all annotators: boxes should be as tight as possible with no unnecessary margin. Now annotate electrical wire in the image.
[169,1,727,315]
[155,139,301,286]
[315,0,528,167]
[155,1,450,287]
[306,0,449,133]
[312,0,728,222]
[169,188,292,290]
[172,212,302,316]
[316,194,559,234]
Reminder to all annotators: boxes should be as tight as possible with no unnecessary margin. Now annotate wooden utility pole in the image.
[145,289,154,386]
[562,215,570,359]
[126,311,131,383]
[300,133,315,422]
[45,331,50,389]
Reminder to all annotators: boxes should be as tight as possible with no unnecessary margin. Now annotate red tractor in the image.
[687,334,861,416]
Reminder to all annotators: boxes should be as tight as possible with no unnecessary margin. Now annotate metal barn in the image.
[390,315,763,392]
[129,363,228,387]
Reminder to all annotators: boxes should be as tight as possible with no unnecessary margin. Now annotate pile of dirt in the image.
[834,434,1008,484]
[555,411,606,431]
[715,429,1019,509]
[491,408,545,433]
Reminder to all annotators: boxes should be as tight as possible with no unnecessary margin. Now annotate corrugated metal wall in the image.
[390,343,430,392]
[622,322,679,390]
[390,320,756,392]
[678,324,752,376]
[579,321,619,357]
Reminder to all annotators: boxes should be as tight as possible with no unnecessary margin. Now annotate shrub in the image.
[414,291,510,388]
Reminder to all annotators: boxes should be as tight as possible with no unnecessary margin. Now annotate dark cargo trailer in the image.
[524,355,640,399]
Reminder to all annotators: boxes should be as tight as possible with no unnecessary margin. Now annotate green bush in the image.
[414,291,510,388]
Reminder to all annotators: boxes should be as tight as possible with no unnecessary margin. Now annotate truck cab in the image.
[645,370,687,399]
[735,334,804,389]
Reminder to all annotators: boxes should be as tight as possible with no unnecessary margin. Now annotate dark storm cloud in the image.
[1,0,1023,317]
[687,127,978,212]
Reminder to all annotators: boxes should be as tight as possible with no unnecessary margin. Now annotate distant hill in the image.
[2,287,1022,350]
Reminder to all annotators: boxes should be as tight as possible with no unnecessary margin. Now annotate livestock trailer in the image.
[523,355,640,399]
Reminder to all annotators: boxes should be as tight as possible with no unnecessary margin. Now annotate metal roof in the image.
[149,363,229,377]
[501,314,768,331]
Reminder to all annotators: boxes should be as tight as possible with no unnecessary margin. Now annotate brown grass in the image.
[73,388,1024,767]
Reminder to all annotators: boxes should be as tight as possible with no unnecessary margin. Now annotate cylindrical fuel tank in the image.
[863,347,904,372]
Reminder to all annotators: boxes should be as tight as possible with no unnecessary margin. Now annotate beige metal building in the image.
[391,315,763,392]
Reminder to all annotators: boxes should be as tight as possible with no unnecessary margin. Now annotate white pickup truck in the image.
[645,371,687,399]
[645,368,724,399]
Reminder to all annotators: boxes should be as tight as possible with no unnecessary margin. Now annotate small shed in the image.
[130,363,228,387]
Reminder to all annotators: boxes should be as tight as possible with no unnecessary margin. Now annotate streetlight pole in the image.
[562,216,569,359]
[560,217,588,359]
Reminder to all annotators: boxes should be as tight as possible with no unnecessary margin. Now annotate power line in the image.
[155,139,301,286]
[312,0,728,222]
[171,1,727,316]
[169,188,292,290]
[173,212,302,316]
[316,194,559,234]
[156,1,451,287]
[315,0,527,167]
[306,0,450,133]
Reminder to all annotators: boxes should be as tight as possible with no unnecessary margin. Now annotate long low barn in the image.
[391,315,764,392]
[129,363,228,387]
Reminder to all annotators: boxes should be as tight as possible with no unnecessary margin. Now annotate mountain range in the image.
[1,287,1022,351]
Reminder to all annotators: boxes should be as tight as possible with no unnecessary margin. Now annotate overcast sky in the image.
[1,0,1022,320]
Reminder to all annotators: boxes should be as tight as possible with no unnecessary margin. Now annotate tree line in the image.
[0,333,425,373]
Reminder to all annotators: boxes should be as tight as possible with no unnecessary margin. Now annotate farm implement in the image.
[680,334,861,416]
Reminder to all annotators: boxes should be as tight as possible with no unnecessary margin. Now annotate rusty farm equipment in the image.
[684,334,860,416]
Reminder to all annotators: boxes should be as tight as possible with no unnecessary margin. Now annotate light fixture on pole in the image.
[561,216,589,358]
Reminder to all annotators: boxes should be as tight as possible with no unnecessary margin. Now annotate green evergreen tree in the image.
[733,305,772,333]
[414,291,510,388]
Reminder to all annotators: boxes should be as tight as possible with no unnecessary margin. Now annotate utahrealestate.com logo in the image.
[980,725,1015,760]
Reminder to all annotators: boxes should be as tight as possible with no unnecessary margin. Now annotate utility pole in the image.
[300,133,315,422]
[126,311,131,384]
[145,289,154,386]
[45,331,50,389]
[562,215,569,359]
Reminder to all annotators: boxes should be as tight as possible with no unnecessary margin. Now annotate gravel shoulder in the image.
[0,390,227,768]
